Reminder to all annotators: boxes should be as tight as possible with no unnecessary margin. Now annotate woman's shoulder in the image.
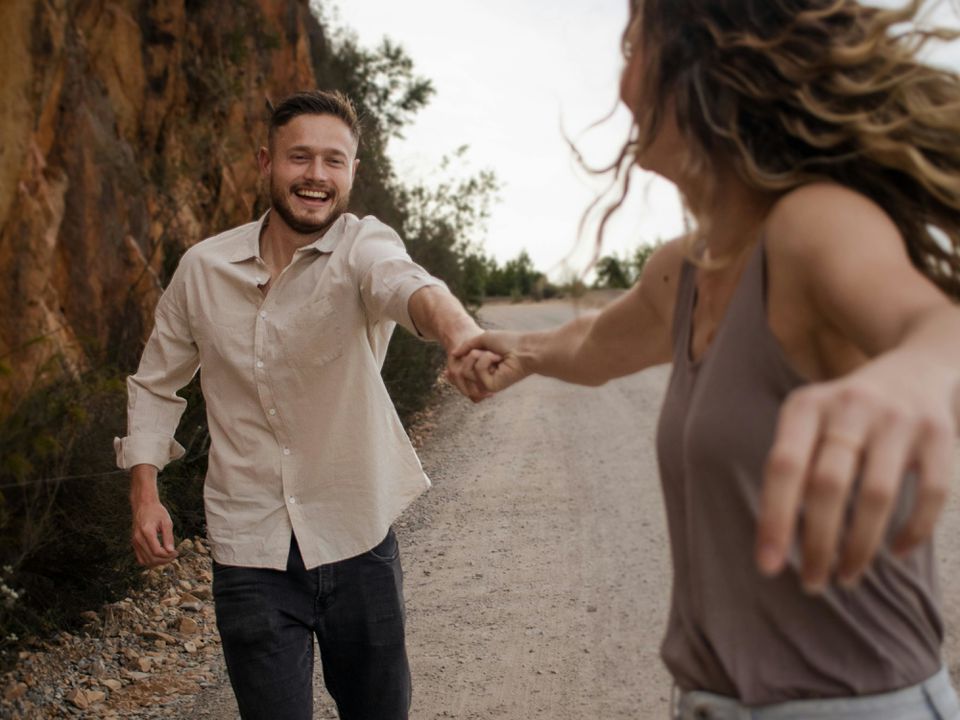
[765,183,901,262]
[633,235,692,327]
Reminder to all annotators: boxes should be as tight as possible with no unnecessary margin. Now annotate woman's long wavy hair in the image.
[601,0,960,295]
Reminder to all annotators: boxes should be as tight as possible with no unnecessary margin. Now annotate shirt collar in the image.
[228,210,348,263]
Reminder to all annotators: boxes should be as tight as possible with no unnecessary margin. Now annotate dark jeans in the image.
[211,530,411,720]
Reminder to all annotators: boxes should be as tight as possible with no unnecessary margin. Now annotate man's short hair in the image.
[267,90,362,148]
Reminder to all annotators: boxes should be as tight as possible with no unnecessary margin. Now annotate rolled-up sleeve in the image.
[114,275,200,471]
[352,221,447,336]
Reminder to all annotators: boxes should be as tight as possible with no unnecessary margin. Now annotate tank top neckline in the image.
[682,239,763,373]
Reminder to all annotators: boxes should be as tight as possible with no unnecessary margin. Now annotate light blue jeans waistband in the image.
[674,667,960,720]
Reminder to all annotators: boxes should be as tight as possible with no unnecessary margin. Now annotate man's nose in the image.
[303,157,329,182]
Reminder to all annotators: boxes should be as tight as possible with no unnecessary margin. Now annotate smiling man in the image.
[114,90,492,720]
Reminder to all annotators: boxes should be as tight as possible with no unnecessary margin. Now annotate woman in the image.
[456,0,960,717]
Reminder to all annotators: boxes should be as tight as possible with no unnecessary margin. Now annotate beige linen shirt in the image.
[114,211,445,569]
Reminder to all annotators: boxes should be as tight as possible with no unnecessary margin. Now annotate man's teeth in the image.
[297,189,329,200]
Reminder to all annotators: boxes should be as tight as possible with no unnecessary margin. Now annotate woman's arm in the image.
[455,239,685,391]
[757,183,960,592]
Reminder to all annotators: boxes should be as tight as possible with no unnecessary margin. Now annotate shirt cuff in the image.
[391,274,448,337]
[114,433,186,471]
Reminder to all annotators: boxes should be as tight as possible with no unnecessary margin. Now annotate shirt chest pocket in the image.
[276,295,344,370]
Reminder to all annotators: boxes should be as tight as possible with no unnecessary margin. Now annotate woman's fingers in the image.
[446,350,502,401]
[757,389,823,577]
[799,425,865,592]
[836,423,911,585]
[760,372,955,592]
[892,415,953,555]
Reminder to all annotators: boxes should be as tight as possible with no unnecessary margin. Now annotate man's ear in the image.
[352,158,360,179]
[257,146,271,178]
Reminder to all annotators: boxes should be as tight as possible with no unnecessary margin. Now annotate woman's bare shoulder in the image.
[764,183,903,267]
[634,236,690,325]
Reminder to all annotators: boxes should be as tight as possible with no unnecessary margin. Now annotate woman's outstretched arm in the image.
[454,239,685,392]
[756,183,960,592]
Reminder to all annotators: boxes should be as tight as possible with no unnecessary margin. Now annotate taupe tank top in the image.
[655,239,943,705]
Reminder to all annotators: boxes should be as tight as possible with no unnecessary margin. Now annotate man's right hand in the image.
[130,465,179,567]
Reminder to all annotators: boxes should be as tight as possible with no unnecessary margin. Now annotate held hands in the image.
[757,351,957,592]
[444,334,507,402]
[451,331,531,396]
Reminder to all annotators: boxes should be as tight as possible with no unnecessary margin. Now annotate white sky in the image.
[329,1,960,277]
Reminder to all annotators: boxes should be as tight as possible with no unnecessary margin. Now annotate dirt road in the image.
[191,297,960,720]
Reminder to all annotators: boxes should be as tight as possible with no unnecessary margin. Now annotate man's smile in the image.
[293,187,332,206]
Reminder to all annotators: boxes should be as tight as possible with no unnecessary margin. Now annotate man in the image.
[114,90,493,720]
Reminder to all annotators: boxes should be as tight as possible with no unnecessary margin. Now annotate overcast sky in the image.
[328,1,960,276]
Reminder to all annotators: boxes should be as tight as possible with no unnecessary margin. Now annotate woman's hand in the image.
[452,331,532,394]
[756,350,958,592]
[445,346,502,402]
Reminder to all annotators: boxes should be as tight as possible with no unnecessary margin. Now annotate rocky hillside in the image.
[0,0,369,416]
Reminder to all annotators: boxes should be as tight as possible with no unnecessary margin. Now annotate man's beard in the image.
[270,178,351,236]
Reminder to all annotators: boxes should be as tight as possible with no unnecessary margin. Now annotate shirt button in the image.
[255,276,264,284]
[268,408,277,416]
[256,360,264,368]
[283,447,291,456]
[259,311,267,319]
[288,496,296,504]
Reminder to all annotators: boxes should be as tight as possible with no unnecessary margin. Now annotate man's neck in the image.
[259,210,322,275]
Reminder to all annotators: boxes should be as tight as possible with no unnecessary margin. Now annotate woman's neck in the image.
[680,164,777,262]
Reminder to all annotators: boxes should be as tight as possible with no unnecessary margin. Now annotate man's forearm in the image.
[408,286,481,351]
[130,464,161,506]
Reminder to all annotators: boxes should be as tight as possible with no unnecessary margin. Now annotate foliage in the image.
[400,147,500,308]
[593,243,661,289]
[486,250,544,299]
[0,368,133,651]
[594,255,632,289]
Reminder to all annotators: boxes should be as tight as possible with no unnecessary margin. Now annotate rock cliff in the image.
[0,0,337,418]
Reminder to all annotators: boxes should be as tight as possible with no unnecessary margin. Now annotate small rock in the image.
[178,593,204,612]
[141,629,177,644]
[4,682,27,701]
[177,580,192,592]
[193,539,209,555]
[176,539,194,554]
[183,641,198,654]
[102,679,122,691]
[79,611,100,624]
[179,617,199,635]
[66,688,90,709]
[137,657,153,673]
[87,689,106,704]
[586,605,598,613]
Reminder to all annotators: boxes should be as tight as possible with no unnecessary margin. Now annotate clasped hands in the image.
[444,330,526,403]
[449,331,957,595]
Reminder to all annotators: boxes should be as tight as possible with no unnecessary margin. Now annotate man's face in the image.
[260,114,359,236]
